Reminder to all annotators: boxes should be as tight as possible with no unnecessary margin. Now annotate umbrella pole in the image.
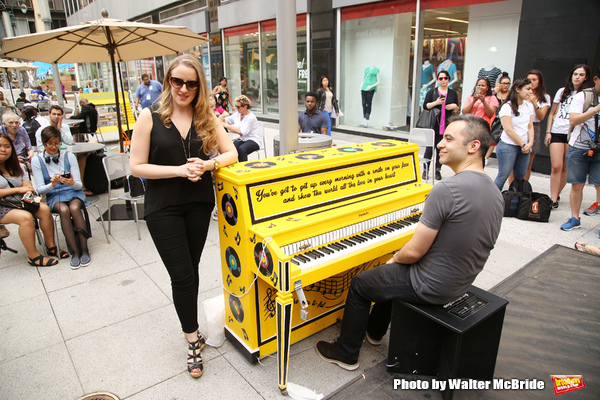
[3,68,16,104]
[108,50,124,153]
[117,62,131,132]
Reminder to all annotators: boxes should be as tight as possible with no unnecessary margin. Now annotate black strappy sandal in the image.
[46,246,69,259]
[187,337,204,378]
[197,331,206,351]
[28,254,58,267]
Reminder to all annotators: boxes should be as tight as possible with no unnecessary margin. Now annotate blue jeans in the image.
[322,110,332,136]
[494,140,530,190]
[566,145,600,185]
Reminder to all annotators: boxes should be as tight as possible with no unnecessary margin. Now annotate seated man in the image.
[2,111,33,164]
[221,95,261,162]
[298,91,328,135]
[315,115,504,370]
[34,105,73,152]
[15,92,30,108]
[69,98,98,141]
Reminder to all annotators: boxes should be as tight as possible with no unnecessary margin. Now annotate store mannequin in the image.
[420,61,436,107]
[478,65,502,87]
[437,58,457,89]
[360,65,379,127]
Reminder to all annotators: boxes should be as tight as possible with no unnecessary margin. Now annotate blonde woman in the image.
[130,54,237,378]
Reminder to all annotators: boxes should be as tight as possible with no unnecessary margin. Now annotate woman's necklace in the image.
[171,114,191,160]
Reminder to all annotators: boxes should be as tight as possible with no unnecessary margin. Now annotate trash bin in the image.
[273,133,332,156]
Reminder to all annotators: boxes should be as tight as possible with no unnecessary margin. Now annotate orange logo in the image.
[551,375,585,395]
[531,201,539,213]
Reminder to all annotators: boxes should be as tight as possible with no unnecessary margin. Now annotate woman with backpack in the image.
[544,65,592,208]
[494,78,535,190]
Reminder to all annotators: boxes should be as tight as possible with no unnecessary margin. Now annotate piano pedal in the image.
[294,280,309,321]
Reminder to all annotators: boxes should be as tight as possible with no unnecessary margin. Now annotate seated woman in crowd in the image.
[0,131,62,266]
[220,95,261,162]
[494,78,534,190]
[32,126,89,270]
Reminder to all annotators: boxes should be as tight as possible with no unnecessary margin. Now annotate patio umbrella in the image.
[0,59,39,103]
[0,9,208,152]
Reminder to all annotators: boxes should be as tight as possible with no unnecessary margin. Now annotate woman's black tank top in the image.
[144,110,214,217]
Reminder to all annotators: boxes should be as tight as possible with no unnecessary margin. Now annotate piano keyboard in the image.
[282,202,425,271]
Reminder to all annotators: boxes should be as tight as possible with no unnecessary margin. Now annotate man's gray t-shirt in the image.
[410,170,503,304]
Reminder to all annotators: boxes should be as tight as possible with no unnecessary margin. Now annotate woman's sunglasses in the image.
[438,76,449,81]
[170,77,199,91]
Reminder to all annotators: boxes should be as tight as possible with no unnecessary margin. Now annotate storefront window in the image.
[260,15,307,116]
[340,2,414,130]
[224,23,259,112]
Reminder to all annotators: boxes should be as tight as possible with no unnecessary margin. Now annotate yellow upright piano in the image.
[214,140,431,393]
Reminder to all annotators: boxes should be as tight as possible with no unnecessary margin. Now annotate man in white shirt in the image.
[562,66,600,234]
[35,105,73,152]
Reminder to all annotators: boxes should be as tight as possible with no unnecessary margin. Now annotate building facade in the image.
[61,0,600,171]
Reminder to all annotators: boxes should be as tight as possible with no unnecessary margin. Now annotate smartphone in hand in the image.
[62,172,71,179]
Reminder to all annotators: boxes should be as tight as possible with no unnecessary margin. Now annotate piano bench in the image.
[387,285,508,400]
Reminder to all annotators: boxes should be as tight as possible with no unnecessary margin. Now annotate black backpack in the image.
[502,179,532,217]
[83,151,108,195]
[22,118,41,147]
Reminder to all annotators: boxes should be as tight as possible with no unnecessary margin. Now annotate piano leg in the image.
[277,291,293,394]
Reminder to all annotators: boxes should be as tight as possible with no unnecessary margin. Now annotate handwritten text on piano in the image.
[250,157,415,219]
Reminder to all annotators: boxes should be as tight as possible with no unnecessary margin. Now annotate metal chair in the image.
[409,127,436,184]
[102,153,144,240]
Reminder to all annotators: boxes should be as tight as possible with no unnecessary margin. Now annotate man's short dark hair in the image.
[19,92,26,98]
[447,114,491,158]
[49,105,64,115]
[141,73,149,80]
[305,91,318,100]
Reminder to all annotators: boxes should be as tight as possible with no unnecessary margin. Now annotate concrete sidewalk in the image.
[1,123,599,400]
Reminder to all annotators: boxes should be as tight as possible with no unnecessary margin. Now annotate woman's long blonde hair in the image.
[156,54,218,156]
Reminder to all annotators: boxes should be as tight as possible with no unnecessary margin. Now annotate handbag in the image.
[516,192,552,222]
[501,179,533,218]
[0,175,40,214]
[415,107,440,129]
[0,193,40,214]
[124,175,146,197]
[490,116,502,144]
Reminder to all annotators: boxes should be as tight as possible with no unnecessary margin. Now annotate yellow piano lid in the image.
[216,140,419,184]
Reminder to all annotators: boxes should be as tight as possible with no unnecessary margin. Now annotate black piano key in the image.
[293,256,305,264]
[388,223,403,230]
[329,242,344,251]
[372,228,386,236]
[312,249,325,257]
[296,254,311,263]
[345,237,359,244]
[380,225,394,233]
[341,239,356,246]
[304,251,320,260]
[362,231,376,239]
[319,246,334,255]
[350,235,366,243]
[291,259,300,266]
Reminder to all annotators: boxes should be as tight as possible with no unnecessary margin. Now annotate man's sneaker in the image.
[560,217,581,231]
[365,332,382,346]
[583,202,599,216]
[315,341,359,371]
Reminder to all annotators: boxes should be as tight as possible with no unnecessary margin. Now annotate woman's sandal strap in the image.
[47,246,69,259]
[28,255,58,267]
[187,339,204,375]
